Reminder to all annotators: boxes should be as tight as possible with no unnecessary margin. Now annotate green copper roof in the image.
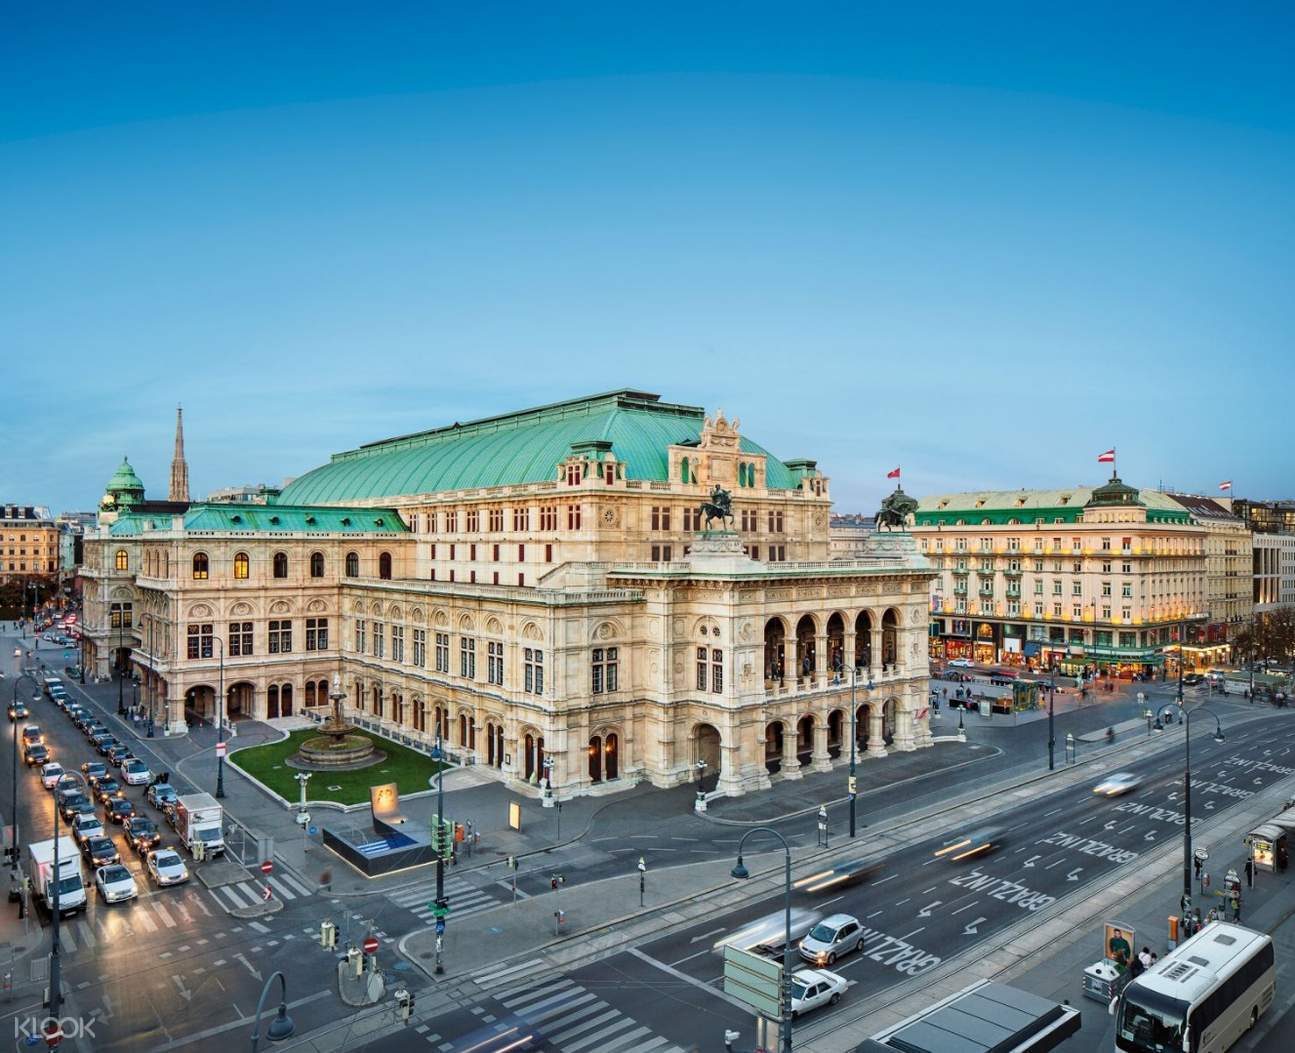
[277,390,800,504]
[915,485,1191,526]
[108,503,408,536]
[105,457,145,495]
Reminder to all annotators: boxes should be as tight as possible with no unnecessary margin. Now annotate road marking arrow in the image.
[234,953,263,982]
[1205,802,1216,811]
[98,995,114,1022]
[1254,778,1264,786]
[1104,821,1117,831]
[1145,831,1158,842]
[1067,868,1083,882]
[963,917,986,935]
[917,901,942,918]
[172,976,192,1003]
[1023,855,1042,868]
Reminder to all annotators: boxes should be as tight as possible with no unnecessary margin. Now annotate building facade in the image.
[914,476,1208,676]
[1,504,58,580]
[1232,499,1295,536]
[1253,533,1295,612]
[1165,494,1253,665]
[82,391,935,800]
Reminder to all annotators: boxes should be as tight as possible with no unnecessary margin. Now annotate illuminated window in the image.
[192,553,209,580]
[233,552,249,580]
[114,549,128,571]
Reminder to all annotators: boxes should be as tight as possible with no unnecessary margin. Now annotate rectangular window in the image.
[435,632,449,673]
[1053,603,1063,617]
[545,543,553,561]
[518,572,525,585]
[518,543,525,562]
[1007,601,1020,616]
[567,504,582,530]
[1122,583,1133,597]
[371,622,382,658]
[492,572,499,584]
[460,637,475,678]
[228,621,253,656]
[1007,537,1020,552]
[768,510,784,533]
[470,543,477,560]
[750,545,760,560]
[449,543,456,560]
[1073,605,1083,619]
[470,570,477,583]
[1072,581,1083,596]
[1034,559,1044,572]
[392,625,405,663]
[513,507,529,531]
[490,543,499,561]
[650,544,674,561]
[1102,581,1112,596]
[412,628,426,667]
[186,623,213,659]
[1121,537,1132,552]
[566,463,581,485]
[651,506,673,531]
[1102,537,1111,551]
[591,646,619,694]
[1034,581,1044,595]
[445,510,457,532]
[711,648,723,693]
[1102,605,1112,620]
[269,619,293,654]
[466,510,480,532]
[489,508,503,532]
[956,537,967,552]
[683,507,698,531]
[524,648,544,694]
[487,641,504,685]
[697,646,708,691]
[109,602,134,629]
[540,505,557,531]
[1052,579,1062,595]
[1122,561,1132,574]
[1072,561,1082,575]
[355,619,366,652]
[305,617,328,651]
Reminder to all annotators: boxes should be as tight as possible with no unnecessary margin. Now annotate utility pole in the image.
[430,734,447,975]
[638,857,646,907]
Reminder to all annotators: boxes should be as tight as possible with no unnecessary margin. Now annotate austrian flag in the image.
[887,467,901,479]
[1097,449,1116,464]
[1219,481,1233,492]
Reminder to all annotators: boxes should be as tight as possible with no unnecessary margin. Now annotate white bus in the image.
[1115,922,1275,1053]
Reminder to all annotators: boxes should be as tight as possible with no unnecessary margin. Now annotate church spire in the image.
[168,404,190,502]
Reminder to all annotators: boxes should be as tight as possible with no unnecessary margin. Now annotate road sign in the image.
[363,935,380,955]
[262,884,272,902]
[295,811,311,826]
[723,944,783,1019]
[435,918,445,935]
[1194,847,1209,862]
[260,859,273,875]
[215,742,227,759]
[42,1020,63,1048]
[308,825,318,836]
[429,902,449,917]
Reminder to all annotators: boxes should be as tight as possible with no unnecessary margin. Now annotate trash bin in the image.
[978,700,992,718]
[1083,959,1125,1004]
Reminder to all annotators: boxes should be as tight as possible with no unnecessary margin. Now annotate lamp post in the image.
[542,755,554,808]
[249,971,295,1051]
[430,732,447,975]
[848,666,875,838]
[694,758,707,812]
[146,616,155,737]
[214,634,226,799]
[9,674,40,874]
[730,828,794,1053]
[1154,702,1225,918]
[1047,680,1056,771]
[47,769,89,1022]
[116,610,126,715]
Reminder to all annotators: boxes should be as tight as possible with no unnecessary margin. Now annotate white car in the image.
[146,849,190,887]
[790,968,847,1018]
[72,813,105,845]
[40,763,66,790]
[95,864,139,904]
[121,758,152,786]
[1094,772,1143,797]
[947,658,975,668]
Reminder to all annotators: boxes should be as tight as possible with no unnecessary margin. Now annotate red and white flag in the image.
[1219,480,1232,492]
[1097,449,1116,464]
[886,467,901,479]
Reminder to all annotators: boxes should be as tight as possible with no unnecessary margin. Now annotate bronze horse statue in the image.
[875,486,917,531]
[698,485,735,531]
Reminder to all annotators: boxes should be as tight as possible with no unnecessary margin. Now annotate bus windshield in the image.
[1117,989,1188,1053]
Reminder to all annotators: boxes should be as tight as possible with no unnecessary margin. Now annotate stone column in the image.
[781,722,803,779]
[810,720,833,772]
[894,701,917,752]
[815,633,828,685]
[871,628,883,678]
[866,707,887,758]
[167,691,187,736]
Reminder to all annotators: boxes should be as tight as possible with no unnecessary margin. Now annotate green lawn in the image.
[230,729,449,805]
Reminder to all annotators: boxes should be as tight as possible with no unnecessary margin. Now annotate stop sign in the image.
[260,859,273,875]
[43,1021,62,1048]
[363,935,379,955]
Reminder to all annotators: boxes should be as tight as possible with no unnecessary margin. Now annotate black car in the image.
[106,744,131,765]
[96,737,121,757]
[94,777,124,805]
[81,761,109,784]
[82,836,120,866]
[58,791,91,821]
[1184,673,1205,686]
[89,733,113,752]
[24,743,50,766]
[106,797,136,824]
[86,723,108,739]
[123,817,161,854]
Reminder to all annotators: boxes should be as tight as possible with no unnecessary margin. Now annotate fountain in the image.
[291,674,383,769]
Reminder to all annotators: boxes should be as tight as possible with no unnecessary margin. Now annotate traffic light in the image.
[320,920,337,949]
[431,818,455,859]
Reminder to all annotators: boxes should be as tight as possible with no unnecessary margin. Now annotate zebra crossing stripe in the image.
[565,1017,639,1053]
[60,926,77,953]
[265,877,295,900]
[538,997,606,1035]
[135,908,157,933]
[469,957,544,989]
[498,978,576,1011]
[548,1008,620,1046]
[277,871,313,897]
[219,884,249,908]
[528,991,597,1026]
[153,901,176,928]
[76,920,96,948]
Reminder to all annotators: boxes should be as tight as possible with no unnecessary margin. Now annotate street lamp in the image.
[1047,680,1056,771]
[8,674,41,875]
[694,758,707,812]
[730,827,794,1053]
[249,971,295,1051]
[213,634,226,798]
[848,666,875,838]
[430,732,447,975]
[47,769,90,1022]
[542,755,554,808]
[116,610,126,715]
[1154,701,1225,919]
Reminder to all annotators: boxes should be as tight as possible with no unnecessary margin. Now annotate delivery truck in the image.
[172,793,225,858]
[27,836,86,916]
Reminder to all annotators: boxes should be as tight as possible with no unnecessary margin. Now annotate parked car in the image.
[94,864,138,904]
[40,763,66,790]
[790,968,848,1018]
[146,782,179,810]
[798,913,864,967]
[146,849,189,887]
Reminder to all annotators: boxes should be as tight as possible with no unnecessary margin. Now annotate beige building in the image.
[82,391,935,800]
[1165,494,1253,665]
[2,504,58,581]
[913,475,1209,676]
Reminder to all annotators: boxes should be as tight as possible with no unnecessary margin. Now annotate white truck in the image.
[172,793,225,858]
[27,836,86,916]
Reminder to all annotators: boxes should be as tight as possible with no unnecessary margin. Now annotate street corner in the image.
[194,858,254,889]
[227,895,285,919]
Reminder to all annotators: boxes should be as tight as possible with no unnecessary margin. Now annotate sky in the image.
[2,2,1293,515]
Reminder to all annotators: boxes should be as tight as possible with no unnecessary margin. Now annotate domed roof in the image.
[105,457,146,500]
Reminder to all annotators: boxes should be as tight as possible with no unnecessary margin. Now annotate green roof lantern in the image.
[1085,473,1142,508]
[102,456,146,510]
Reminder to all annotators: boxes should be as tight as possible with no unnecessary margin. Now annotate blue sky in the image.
[3,3,1292,514]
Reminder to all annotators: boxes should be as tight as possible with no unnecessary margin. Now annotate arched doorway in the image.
[795,616,816,680]
[854,611,873,671]
[764,721,784,773]
[588,735,603,782]
[693,723,721,791]
[827,709,843,757]
[883,699,897,746]
[525,734,536,781]
[493,725,504,769]
[882,609,899,670]
[604,732,618,780]
[764,619,786,682]
[372,685,383,719]
[458,713,467,745]
[856,703,870,750]
[185,685,216,724]
[487,722,498,766]
[226,682,253,720]
[413,699,425,732]
[280,683,293,717]
[826,614,845,679]
[379,552,392,579]
[796,715,814,764]
[267,685,280,719]
[434,705,442,738]
[305,681,317,708]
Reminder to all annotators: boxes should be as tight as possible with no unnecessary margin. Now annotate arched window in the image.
[272,552,288,578]
[379,552,392,580]
[192,553,209,580]
[233,552,250,580]
[345,552,359,577]
[310,552,325,578]
[114,549,128,572]
[681,459,690,484]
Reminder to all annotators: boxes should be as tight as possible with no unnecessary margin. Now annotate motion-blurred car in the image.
[1094,772,1143,797]
[947,658,975,668]
[933,826,1004,862]
[790,969,848,1018]
[1183,673,1205,686]
[716,907,822,956]
[793,859,883,894]
[94,864,138,904]
[146,849,189,887]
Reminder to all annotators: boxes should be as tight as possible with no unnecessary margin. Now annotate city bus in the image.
[1114,922,1275,1053]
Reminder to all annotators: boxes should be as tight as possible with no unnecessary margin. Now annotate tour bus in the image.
[1114,922,1275,1053]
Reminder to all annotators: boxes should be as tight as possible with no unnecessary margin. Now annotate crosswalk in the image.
[205,870,315,910]
[387,874,502,926]
[56,888,214,952]
[483,973,689,1053]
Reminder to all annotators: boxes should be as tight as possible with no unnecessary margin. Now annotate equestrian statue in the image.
[875,486,918,531]
[698,485,735,531]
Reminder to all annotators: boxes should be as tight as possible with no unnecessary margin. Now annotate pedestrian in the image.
[1245,858,1254,888]
[1150,952,1158,967]
[1232,895,1241,921]
[1138,947,1152,971]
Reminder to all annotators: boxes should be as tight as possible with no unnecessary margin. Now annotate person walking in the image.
[1245,857,1254,888]
[1138,947,1152,971]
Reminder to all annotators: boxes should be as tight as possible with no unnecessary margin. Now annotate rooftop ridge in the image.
[338,390,703,463]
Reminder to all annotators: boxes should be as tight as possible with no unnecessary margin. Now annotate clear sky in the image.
[3,2,1292,515]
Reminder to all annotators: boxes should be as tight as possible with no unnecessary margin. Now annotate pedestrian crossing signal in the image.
[431,818,455,859]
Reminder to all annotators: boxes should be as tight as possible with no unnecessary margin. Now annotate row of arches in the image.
[764,609,901,680]
[761,703,895,770]
[174,551,394,581]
